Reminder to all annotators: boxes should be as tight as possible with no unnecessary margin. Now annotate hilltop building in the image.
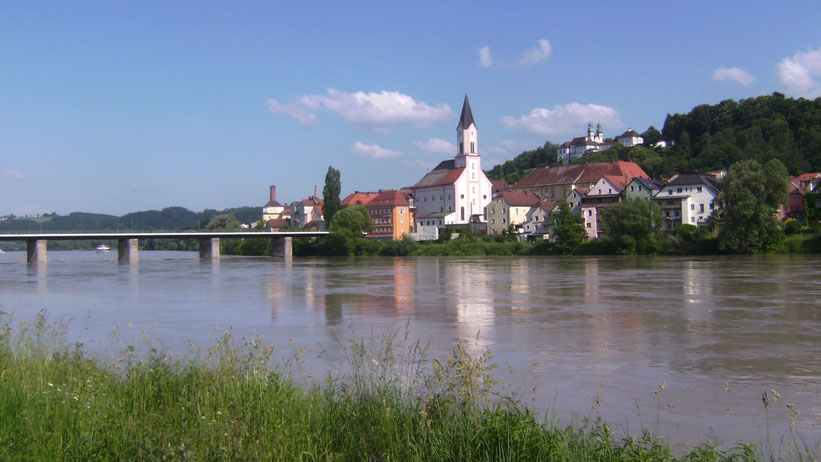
[557,123,616,164]
[412,95,493,228]
[616,128,644,147]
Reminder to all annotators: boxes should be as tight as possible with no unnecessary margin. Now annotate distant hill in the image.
[0,206,262,234]
[485,93,821,184]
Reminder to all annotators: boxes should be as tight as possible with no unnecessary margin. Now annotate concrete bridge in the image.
[0,231,328,263]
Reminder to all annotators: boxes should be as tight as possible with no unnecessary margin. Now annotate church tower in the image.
[454,94,478,169]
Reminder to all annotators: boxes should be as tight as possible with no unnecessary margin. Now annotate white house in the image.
[413,95,493,228]
[616,128,644,147]
[580,175,630,238]
[652,174,719,230]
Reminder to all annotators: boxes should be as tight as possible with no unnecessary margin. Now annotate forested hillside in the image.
[0,206,261,234]
[661,93,821,175]
[486,93,821,183]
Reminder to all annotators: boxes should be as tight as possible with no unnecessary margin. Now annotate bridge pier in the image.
[26,240,47,263]
[271,236,293,259]
[199,238,220,260]
[118,238,139,263]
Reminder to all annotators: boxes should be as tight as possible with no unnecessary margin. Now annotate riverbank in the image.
[1,314,811,461]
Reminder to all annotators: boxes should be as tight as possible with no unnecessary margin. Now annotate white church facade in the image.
[413,95,493,228]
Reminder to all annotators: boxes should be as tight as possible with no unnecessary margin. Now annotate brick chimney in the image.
[314,185,318,198]
[269,185,277,202]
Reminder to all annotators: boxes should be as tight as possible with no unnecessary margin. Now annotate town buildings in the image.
[486,190,543,235]
[652,174,719,231]
[512,160,650,201]
[412,95,493,229]
[365,190,414,240]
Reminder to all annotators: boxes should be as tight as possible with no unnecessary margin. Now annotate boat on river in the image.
[95,244,110,253]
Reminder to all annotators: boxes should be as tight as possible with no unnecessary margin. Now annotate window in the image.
[483,195,486,199]
[668,190,673,195]
[586,223,591,228]
[400,217,403,224]
[690,204,694,210]
[461,207,465,221]
[697,187,702,193]
[639,186,642,191]
[699,204,704,212]
[677,188,683,193]
[459,142,463,154]
[460,194,464,199]
[491,219,495,224]
[587,210,592,216]
[630,186,634,191]
[470,142,475,153]
[502,218,506,224]
[399,208,405,214]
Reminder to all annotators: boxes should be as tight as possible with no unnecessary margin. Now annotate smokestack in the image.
[269,185,277,202]
[314,185,318,197]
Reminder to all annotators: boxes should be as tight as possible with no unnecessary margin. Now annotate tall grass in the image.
[0,311,808,460]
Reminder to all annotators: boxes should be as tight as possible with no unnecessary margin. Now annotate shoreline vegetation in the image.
[1,312,816,460]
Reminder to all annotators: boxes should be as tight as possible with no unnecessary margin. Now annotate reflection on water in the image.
[0,251,819,448]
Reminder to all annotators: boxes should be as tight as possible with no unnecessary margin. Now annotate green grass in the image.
[0,312,810,461]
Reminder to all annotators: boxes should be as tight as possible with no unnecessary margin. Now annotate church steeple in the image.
[456,94,478,158]
[458,94,476,130]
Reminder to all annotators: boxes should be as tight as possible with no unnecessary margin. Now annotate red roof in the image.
[366,190,409,207]
[266,218,290,229]
[538,200,560,211]
[341,191,378,206]
[495,190,543,207]
[601,174,629,191]
[513,161,649,189]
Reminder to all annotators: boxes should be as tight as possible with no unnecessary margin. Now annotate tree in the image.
[641,126,662,146]
[325,205,373,256]
[552,201,586,254]
[322,166,341,228]
[715,159,789,253]
[600,199,667,254]
[204,214,241,230]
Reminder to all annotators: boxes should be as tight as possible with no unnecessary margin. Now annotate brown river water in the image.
[1,251,819,449]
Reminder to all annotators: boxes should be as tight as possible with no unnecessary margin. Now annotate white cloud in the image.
[351,141,402,159]
[517,39,552,67]
[778,46,821,97]
[480,39,552,68]
[501,102,623,136]
[4,170,23,179]
[711,66,755,85]
[415,137,455,154]
[267,89,452,127]
[478,46,493,67]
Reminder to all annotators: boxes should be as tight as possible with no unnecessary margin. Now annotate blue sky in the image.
[2,1,820,216]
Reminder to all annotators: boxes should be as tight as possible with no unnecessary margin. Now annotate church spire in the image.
[458,94,476,129]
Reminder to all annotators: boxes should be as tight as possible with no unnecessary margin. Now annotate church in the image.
[412,95,493,228]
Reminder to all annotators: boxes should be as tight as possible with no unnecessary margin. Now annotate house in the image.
[365,190,413,241]
[580,175,630,238]
[652,174,719,230]
[557,123,617,164]
[512,160,650,201]
[521,200,560,239]
[262,185,287,222]
[412,95,493,228]
[623,177,663,201]
[781,180,808,222]
[616,128,644,147]
[486,190,543,235]
[262,185,291,230]
[290,194,324,229]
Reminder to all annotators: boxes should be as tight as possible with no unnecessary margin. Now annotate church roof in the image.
[458,94,476,129]
[413,165,465,188]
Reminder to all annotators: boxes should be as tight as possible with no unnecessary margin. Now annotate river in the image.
[1,251,819,449]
